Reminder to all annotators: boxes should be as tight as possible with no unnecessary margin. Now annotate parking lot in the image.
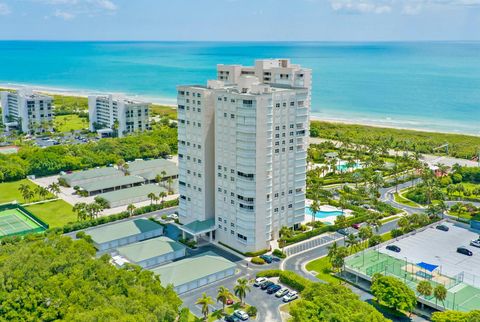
[379,221,480,288]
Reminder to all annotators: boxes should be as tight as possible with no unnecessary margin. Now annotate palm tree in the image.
[147,192,156,205]
[127,204,136,217]
[345,233,359,254]
[21,187,34,203]
[434,284,447,309]
[216,286,232,313]
[309,197,321,224]
[367,213,382,232]
[37,187,49,200]
[167,177,174,193]
[47,182,60,196]
[196,293,214,320]
[279,226,293,239]
[358,225,373,248]
[327,241,339,260]
[159,191,167,204]
[234,278,250,307]
[417,280,433,309]
[73,202,87,221]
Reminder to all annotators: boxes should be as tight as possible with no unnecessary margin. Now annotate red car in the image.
[226,299,234,305]
[352,223,363,229]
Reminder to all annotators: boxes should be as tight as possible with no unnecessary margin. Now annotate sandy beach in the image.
[1,82,479,137]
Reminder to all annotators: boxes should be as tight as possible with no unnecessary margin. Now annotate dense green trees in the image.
[0,235,182,321]
[289,283,388,322]
[0,126,177,182]
[310,121,480,159]
[371,275,416,314]
[431,310,480,322]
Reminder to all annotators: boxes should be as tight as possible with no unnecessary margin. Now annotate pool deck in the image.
[304,202,353,224]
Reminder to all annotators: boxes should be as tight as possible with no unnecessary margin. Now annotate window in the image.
[275,103,280,108]
[275,126,280,130]
[231,230,234,235]
[289,190,293,194]
[288,204,293,208]
[290,101,295,107]
[230,114,235,119]
[274,208,278,213]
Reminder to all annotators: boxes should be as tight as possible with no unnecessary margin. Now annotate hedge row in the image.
[51,199,179,234]
[256,270,313,292]
[218,241,268,257]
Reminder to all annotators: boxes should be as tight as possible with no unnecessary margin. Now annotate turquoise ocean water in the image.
[0,41,478,135]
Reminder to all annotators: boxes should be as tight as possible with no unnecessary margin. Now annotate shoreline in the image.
[1,82,479,137]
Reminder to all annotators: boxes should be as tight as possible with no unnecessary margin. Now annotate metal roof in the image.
[98,184,167,203]
[85,218,163,244]
[61,167,122,182]
[116,236,185,263]
[179,218,216,235]
[150,251,236,287]
[78,175,145,192]
[127,159,178,177]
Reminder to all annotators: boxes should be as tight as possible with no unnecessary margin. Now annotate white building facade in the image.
[178,59,311,253]
[88,95,150,137]
[0,88,53,133]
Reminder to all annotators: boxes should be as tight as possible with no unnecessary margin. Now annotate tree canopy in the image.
[370,275,416,313]
[431,310,480,322]
[289,283,389,322]
[0,235,182,321]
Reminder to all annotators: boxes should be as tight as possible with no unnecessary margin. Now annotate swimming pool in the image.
[336,162,361,172]
[305,207,344,219]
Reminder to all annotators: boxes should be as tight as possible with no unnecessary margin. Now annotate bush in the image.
[251,257,265,265]
[272,249,286,258]
[256,270,313,292]
[246,306,257,317]
[178,308,190,322]
[178,238,197,249]
[390,229,403,238]
[244,249,268,257]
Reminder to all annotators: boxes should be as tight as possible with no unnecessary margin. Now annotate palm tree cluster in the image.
[18,183,58,204]
[195,278,250,320]
[147,191,168,205]
[73,201,105,221]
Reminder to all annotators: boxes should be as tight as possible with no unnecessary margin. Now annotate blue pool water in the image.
[0,41,479,135]
[336,163,361,172]
[306,207,344,219]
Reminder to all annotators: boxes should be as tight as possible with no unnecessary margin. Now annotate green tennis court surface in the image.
[345,250,480,312]
[0,208,44,237]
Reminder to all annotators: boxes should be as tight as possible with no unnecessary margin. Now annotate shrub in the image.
[178,308,190,322]
[178,238,197,249]
[244,249,269,257]
[272,249,286,258]
[246,306,257,317]
[256,270,312,292]
[390,229,403,238]
[251,257,265,265]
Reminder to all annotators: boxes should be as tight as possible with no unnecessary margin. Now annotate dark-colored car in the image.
[224,315,240,322]
[436,225,449,232]
[386,245,401,253]
[267,284,282,294]
[457,247,473,256]
[260,254,273,264]
[261,281,274,290]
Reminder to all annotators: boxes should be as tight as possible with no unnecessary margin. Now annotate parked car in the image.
[260,254,273,263]
[254,277,267,287]
[225,315,240,322]
[436,225,449,232]
[386,245,401,253]
[275,288,290,298]
[167,213,178,220]
[352,223,364,229]
[283,291,298,303]
[226,298,234,305]
[457,246,473,256]
[225,314,240,322]
[470,239,480,248]
[267,284,282,294]
[233,309,249,321]
[261,281,274,290]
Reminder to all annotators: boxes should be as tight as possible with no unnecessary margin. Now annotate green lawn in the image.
[0,179,54,204]
[151,104,177,118]
[54,114,88,132]
[25,199,77,228]
[380,215,401,224]
[394,192,421,208]
[306,231,394,283]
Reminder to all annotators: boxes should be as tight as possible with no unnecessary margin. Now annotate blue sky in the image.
[0,0,479,41]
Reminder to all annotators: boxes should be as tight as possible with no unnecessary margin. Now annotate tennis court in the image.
[345,224,480,312]
[0,207,46,237]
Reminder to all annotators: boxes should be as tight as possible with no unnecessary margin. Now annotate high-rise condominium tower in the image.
[177,59,311,252]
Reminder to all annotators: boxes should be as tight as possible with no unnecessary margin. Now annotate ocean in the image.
[0,41,479,135]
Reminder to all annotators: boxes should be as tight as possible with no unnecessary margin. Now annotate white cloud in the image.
[54,9,74,20]
[330,0,393,14]
[330,0,480,15]
[94,0,116,11]
[0,2,11,15]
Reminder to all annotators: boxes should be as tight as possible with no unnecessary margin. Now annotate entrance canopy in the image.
[176,218,216,242]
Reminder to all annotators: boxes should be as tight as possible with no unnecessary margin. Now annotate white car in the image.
[470,239,480,248]
[283,291,298,302]
[275,288,290,298]
[254,277,267,287]
[167,213,178,220]
[233,309,249,321]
